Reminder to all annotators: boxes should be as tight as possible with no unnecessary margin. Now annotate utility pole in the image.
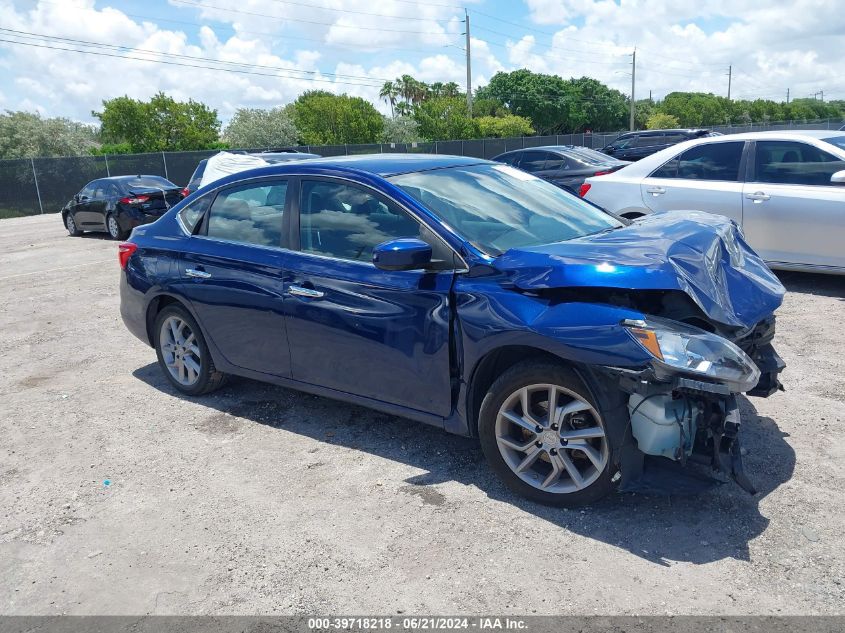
[727,65,732,101]
[464,9,472,117]
[629,48,636,131]
[786,88,790,104]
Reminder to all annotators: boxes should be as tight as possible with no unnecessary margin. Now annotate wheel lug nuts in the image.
[535,425,543,433]
[551,423,559,430]
[550,448,558,456]
[535,441,543,448]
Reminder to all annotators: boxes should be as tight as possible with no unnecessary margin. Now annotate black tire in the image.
[153,304,227,396]
[106,213,129,240]
[478,360,615,507]
[64,213,82,237]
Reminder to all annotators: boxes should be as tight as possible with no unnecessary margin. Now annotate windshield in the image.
[822,135,845,152]
[391,163,621,256]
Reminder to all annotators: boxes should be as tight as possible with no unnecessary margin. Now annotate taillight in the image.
[181,188,190,198]
[118,242,137,269]
[593,170,611,177]
[119,195,150,205]
[579,183,592,197]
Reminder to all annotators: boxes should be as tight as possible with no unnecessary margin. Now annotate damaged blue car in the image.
[119,155,785,506]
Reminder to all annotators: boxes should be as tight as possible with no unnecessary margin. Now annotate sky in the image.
[0,0,842,125]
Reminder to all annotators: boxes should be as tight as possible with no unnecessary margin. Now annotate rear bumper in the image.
[119,272,152,346]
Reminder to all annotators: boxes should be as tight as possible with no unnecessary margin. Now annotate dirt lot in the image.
[1,213,844,615]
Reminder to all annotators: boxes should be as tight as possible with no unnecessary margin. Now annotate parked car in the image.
[492,145,629,193]
[119,155,785,506]
[62,175,183,240]
[583,130,845,275]
[183,150,321,196]
[601,129,720,162]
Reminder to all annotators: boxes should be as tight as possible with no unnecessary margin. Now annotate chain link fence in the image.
[2,119,843,219]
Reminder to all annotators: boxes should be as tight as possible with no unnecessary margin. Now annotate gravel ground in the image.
[1,214,844,616]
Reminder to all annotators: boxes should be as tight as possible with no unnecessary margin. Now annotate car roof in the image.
[99,175,173,182]
[701,129,845,141]
[276,153,490,176]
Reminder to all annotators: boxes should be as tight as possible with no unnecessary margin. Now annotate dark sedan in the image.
[62,175,183,240]
[492,145,629,194]
[600,129,720,161]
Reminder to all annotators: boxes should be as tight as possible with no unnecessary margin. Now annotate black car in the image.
[493,145,630,193]
[601,129,721,161]
[183,150,321,196]
[62,175,183,240]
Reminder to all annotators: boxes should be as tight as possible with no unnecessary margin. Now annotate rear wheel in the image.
[107,213,129,240]
[65,213,82,237]
[479,361,614,506]
[154,305,227,396]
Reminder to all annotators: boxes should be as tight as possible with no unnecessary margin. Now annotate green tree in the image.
[413,96,479,140]
[379,80,400,118]
[476,114,534,138]
[477,69,570,134]
[93,92,220,152]
[633,98,657,130]
[0,110,98,158]
[223,106,298,148]
[380,115,421,143]
[292,90,383,144]
[646,112,681,129]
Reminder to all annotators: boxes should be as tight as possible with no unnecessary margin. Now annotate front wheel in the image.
[65,213,82,237]
[154,305,227,396]
[106,213,129,240]
[478,361,614,506]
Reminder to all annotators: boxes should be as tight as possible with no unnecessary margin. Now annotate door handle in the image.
[289,284,325,299]
[646,186,666,196]
[185,268,212,279]
[746,191,770,203]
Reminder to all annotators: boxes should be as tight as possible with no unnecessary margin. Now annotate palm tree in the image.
[443,82,461,98]
[379,80,399,118]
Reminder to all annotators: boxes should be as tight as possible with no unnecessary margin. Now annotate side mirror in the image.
[373,238,432,271]
[830,170,845,185]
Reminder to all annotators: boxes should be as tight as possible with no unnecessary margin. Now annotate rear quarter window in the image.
[179,195,213,233]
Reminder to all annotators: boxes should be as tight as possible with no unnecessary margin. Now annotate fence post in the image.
[30,158,44,214]
[161,151,169,179]
[104,153,111,177]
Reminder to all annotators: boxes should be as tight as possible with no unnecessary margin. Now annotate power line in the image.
[0,28,399,84]
[171,0,456,35]
[35,0,456,58]
[0,33,396,89]
[260,0,461,23]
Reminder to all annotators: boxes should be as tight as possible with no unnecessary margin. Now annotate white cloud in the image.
[0,0,842,130]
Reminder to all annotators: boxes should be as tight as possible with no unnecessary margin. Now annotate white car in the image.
[582,130,845,274]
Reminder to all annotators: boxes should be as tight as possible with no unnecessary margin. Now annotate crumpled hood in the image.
[492,210,785,329]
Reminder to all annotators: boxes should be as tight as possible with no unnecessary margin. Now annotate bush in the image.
[646,113,681,129]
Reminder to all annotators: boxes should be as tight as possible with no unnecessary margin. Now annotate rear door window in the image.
[651,141,744,181]
[516,151,549,172]
[635,133,663,148]
[754,141,845,186]
[497,153,522,166]
[543,153,573,171]
[204,180,288,247]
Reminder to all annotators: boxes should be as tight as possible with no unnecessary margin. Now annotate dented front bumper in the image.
[608,320,785,496]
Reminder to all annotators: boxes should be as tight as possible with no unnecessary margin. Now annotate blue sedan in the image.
[119,154,786,506]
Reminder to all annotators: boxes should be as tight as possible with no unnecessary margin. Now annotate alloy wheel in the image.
[159,315,202,387]
[494,383,609,494]
[108,216,120,238]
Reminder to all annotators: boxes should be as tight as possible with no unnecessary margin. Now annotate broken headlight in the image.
[624,316,761,393]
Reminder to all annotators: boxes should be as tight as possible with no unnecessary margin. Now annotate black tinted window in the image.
[498,153,521,166]
[755,141,845,186]
[179,195,213,233]
[206,180,287,247]
[634,134,663,148]
[609,136,634,150]
[543,153,573,171]
[299,180,426,262]
[652,141,744,181]
[518,151,549,172]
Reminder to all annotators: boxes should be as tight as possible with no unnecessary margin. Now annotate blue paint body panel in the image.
[120,155,784,437]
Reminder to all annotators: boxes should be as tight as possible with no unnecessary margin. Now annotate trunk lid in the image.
[491,210,785,329]
[126,187,183,214]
